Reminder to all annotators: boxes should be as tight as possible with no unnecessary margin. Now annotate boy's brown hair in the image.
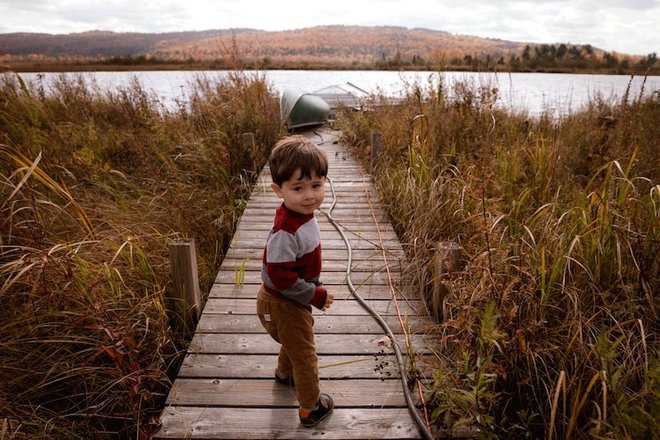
[269,136,328,186]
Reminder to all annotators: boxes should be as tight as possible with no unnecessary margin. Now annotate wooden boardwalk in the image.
[156,129,436,439]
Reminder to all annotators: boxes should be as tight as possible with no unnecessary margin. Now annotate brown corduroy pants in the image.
[256,286,320,409]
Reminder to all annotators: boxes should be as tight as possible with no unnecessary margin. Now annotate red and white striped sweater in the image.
[261,203,328,309]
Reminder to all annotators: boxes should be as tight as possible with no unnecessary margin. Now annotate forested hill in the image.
[0,29,254,57]
[1,25,654,73]
[0,26,522,60]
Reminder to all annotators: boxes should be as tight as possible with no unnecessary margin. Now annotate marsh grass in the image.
[0,71,281,438]
[338,74,659,439]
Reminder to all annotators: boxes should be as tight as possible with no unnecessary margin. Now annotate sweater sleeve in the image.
[309,285,328,309]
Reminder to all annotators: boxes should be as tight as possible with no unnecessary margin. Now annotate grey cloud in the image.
[428,0,657,9]
[51,1,190,33]
[0,0,53,11]
[593,0,658,9]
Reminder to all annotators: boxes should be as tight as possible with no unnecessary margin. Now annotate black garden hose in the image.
[322,177,435,440]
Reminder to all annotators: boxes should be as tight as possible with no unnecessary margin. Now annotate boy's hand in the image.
[322,291,334,310]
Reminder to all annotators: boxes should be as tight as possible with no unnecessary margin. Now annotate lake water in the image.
[18,70,660,118]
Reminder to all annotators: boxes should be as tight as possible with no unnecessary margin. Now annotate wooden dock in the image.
[156,128,436,439]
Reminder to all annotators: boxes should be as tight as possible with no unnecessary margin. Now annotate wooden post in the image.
[370,131,383,167]
[242,132,256,170]
[431,241,465,323]
[169,238,202,338]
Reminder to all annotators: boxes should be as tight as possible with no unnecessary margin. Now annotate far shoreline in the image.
[3,61,658,76]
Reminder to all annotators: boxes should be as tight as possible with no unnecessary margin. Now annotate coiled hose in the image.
[322,177,435,440]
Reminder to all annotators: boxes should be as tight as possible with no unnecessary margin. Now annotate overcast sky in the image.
[1,0,658,55]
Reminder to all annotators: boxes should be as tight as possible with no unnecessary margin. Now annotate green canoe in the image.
[280,87,331,129]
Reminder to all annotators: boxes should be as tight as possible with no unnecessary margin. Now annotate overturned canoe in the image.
[280,87,331,129]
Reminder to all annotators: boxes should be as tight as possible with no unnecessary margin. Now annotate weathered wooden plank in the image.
[236,229,398,244]
[165,378,416,407]
[221,238,401,251]
[201,297,423,316]
[214,269,397,285]
[235,224,398,237]
[177,353,406,379]
[230,228,399,242]
[237,213,382,224]
[221,247,402,261]
[195,314,426,335]
[244,204,388,215]
[233,225,399,241]
[223,258,386,276]
[207,282,419,302]
[236,214,389,225]
[188,333,433,355]
[218,257,397,272]
[156,407,421,439]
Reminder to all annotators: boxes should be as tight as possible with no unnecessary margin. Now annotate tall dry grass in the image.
[0,71,281,438]
[338,74,659,439]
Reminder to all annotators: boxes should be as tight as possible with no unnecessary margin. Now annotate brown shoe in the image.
[299,394,334,427]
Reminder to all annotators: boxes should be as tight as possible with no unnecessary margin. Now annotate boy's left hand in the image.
[322,291,334,310]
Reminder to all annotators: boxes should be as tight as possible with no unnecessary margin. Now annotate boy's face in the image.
[271,168,326,215]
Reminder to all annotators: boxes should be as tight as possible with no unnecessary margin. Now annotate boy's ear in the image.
[271,183,283,198]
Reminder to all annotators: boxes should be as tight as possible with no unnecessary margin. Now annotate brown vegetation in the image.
[1,67,657,438]
[337,76,659,438]
[0,71,282,438]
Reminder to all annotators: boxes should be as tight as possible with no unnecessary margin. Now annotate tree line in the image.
[376,43,658,74]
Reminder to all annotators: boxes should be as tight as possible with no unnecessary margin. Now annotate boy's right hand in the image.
[322,291,334,310]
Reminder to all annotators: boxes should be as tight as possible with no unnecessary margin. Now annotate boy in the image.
[257,135,335,427]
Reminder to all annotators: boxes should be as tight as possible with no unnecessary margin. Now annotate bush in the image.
[338,74,659,439]
[0,71,282,438]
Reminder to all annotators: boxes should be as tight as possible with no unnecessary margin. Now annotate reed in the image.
[0,71,281,438]
[338,73,659,439]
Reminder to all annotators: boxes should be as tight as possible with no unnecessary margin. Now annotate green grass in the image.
[337,74,659,439]
[0,71,282,438]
